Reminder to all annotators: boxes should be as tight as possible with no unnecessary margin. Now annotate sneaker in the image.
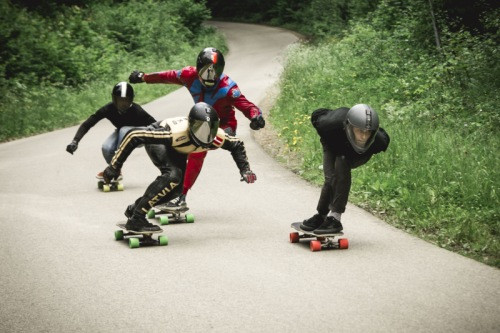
[96,171,123,181]
[314,216,343,235]
[124,214,161,232]
[299,214,325,232]
[164,194,188,211]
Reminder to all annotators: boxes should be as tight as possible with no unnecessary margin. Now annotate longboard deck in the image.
[290,222,348,251]
[116,223,163,235]
[147,207,194,225]
[114,223,167,249]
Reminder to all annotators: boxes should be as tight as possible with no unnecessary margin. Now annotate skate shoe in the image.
[164,194,188,211]
[124,214,161,232]
[124,204,135,218]
[314,216,343,235]
[96,171,123,181]
[299,214,325,232]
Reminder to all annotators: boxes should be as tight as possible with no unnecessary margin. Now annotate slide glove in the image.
[240,170,257,184]
[129,70,145,83]
[250,114,265,130]
[103,165,120,183]
[66,140,78,155]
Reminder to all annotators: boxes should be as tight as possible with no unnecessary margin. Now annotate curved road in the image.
[1,22,498,332]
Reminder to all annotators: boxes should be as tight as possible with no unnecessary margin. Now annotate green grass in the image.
[270,26,499,267]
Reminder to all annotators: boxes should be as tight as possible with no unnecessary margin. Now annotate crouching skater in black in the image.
[299,104,390,235]
[103,102,257,232]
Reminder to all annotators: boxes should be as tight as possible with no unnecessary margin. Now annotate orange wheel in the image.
[290,232,300,243]
[338,238,349,249]
[310,240,322,252]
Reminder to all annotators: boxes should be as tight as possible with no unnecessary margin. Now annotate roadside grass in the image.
[270,28,499,267]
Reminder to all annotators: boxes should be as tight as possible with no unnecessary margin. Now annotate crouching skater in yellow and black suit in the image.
[103,102,257,232]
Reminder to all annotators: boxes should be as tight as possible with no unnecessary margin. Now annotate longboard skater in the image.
[114,223,168,248]
[147,205,194,225]
[290,222,348,252]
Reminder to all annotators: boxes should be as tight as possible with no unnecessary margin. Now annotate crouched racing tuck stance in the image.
[103,102,257,232]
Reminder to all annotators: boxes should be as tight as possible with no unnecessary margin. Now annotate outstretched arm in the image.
[219,134,257,183]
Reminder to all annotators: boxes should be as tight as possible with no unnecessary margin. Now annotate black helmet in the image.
[196,47,225,88]
[344,104,379,154]
[188,102,220,148]
[112,81,134,113]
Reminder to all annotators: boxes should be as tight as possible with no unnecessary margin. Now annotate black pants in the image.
[316,142,372,215]
[132,144,187,216]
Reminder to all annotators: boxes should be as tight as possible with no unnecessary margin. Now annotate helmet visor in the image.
[114,97,133,113]
[346,123,377,154]
[198,64,217,87]
[191,118,218,146]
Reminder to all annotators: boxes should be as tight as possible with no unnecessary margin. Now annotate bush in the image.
[0,0,226,142]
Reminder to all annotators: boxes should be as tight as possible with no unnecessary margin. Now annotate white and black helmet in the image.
[344,104,379,154]
[188,102,220,148]
[112,81,134,113]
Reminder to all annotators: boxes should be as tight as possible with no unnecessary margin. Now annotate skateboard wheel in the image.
[159,216,169,225]
[117,183,124,191]
[185,213,195,223]
[310,240,322,252]
[102,184,111,192]
[129,238,140,249]
[338,238,349,249]
[158,235,168,246]
[147,210,156,219]
[114,230,124,241]
[289,232,300,243]
[97,181,104,189]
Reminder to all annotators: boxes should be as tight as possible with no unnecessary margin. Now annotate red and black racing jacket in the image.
[143,67,262,132]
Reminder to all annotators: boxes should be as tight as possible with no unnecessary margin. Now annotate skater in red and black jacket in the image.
[66,82,156,181]
[299,104,390,235]
[128,47,265,210]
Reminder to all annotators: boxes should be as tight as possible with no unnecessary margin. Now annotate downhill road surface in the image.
[0,22,499,332]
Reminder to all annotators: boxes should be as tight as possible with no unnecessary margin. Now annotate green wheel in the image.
[159,216,169,225]
[129,238,140,249]
[147,210,156,218]
[114,230,124,241]
[102,184,111,192]
[185,213,195,223]
[158,235,168,246]
[97,181,104,189]
[117,183,124,191]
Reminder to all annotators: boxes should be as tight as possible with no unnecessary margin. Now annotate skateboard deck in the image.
[290,222,348,251]
[114,223,167,248]
[147,205,194,225]
[98,180,124,192]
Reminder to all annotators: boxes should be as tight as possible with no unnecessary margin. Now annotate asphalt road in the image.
[0,21,499,332]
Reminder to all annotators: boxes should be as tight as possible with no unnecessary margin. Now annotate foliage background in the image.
[1,0,498,266]
[0,0,226,141]
[208,0,499,266]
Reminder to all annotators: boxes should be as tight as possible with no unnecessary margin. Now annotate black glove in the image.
[66,140,78,154]
[129,70,145,83]
[250,114,265,130]
[103,165,120,183]
[240,170,257,183]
